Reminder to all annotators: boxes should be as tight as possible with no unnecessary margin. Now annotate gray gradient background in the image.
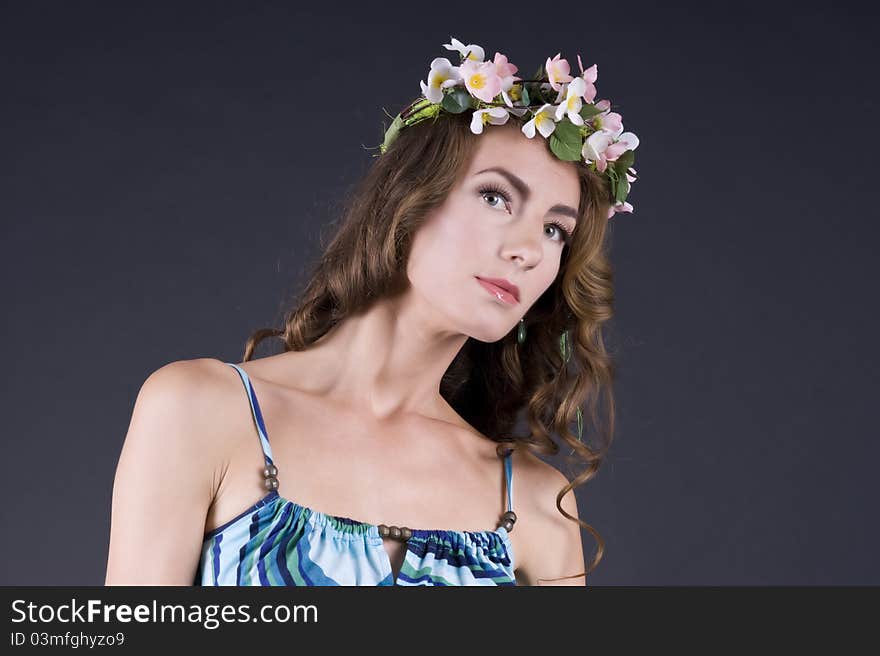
[2,2,877,585]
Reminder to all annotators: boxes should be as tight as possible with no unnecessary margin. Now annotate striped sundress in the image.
[194,362,517,586]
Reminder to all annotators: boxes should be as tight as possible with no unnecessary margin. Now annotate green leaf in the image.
[579,103,603,121]
[553,118,581,141]
[615,177,630,203]
[441,88,472,114]
[520,84,530,106]
[550,120,584,161]
[550,136,581,161]
[614,149,635,172]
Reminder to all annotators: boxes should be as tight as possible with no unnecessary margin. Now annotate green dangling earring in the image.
[559,329,570,363]
[516,318,526,345]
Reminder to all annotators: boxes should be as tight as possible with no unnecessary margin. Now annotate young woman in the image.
[105,38,637,586]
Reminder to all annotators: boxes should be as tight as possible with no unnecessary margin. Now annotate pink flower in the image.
[493,52,519,87]
[575,54,598,103]
[545,53,573,91]
[593,110,623,137]
[607,201,634,219]
[604,132,640,162]
[460,59,503,103]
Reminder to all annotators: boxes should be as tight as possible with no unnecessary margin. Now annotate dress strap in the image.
[503,450,514,513]
[225,363,275,467]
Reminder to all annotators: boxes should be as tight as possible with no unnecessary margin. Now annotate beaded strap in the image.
[499,448,517,533]
[226,363,280,493]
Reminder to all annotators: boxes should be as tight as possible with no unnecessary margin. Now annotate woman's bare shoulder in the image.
[138,357,239,415]
[142,356,231,389]
[130,357,248,465]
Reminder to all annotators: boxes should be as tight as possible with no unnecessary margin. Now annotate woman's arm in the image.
[105,360,223,585]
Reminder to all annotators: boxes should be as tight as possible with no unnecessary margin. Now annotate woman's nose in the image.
[502,220,544,267]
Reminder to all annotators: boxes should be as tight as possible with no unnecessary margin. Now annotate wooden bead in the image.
[500,519,514,532]
[263,464,278,478]
[501,511,517,524]
[263,476,279,491]
[377,524,411,541]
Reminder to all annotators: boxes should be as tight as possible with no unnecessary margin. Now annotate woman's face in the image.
[406,122,581,343]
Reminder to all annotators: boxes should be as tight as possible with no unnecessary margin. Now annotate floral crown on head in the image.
[374,37,640,220]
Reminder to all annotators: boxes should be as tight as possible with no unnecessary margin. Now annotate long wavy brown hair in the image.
[240,109,616,584]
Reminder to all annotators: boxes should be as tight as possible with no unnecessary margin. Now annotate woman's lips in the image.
[475,277,520,305]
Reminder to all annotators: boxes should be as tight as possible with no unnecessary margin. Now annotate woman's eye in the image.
[479,185,513,212]
[481,191,507,210]
[546,222,572,244]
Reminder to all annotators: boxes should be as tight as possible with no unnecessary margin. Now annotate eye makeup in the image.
[477,183,574,244]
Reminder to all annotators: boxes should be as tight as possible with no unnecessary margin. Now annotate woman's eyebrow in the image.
[475,166,579,220]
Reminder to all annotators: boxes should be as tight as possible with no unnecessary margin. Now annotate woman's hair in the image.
[241,110,616,583]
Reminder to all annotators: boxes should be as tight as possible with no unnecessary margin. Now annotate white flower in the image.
[521,103,558,139]
[443,36,485,63]
[419,57,462,103]
[583,130,612,159]
[554,77,587,126]
[470,106,510,134]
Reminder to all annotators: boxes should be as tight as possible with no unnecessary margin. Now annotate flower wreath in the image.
[374,36,640,220]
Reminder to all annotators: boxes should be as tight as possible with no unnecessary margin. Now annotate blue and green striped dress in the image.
[194,362,517,586]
